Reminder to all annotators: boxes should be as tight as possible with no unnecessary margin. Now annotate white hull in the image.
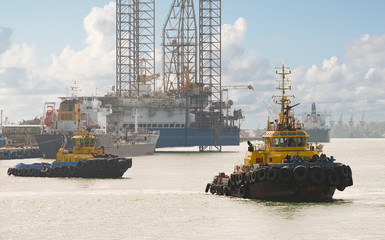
[96,134,157,157]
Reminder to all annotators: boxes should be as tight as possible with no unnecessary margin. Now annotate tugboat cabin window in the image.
[272,138,280,147]
[280,137,288,147]
[297,137,306,146]
[288,138,296,147]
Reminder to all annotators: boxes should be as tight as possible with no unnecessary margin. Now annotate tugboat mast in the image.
[273,64,298,131]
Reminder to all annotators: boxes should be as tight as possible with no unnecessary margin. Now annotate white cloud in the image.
[220,18,275,127]
[293,43,385,123]
[0,43,37,70]
[45,2,116,94]
[345,33,385,67]
[2,3,385,130]
[0,26,12,54]
[304,56,351,84]
[365,67,376,79]
[0,3,117,123]
[222,17,248,63]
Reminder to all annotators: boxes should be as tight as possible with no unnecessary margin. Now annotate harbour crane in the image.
[221,85,254,126]
[222,85,254,90]
[139,58,160,83]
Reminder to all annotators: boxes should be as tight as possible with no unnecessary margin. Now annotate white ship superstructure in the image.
[36,97,159,158]
[104,96,195,130]
[301,103,330,142]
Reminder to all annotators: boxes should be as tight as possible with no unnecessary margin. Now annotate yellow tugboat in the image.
[7,127,132,178]
[205,65,353,201]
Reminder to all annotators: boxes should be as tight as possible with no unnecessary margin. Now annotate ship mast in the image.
[273,64,298,130]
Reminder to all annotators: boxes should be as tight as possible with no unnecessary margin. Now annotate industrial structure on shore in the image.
[111,0,243,151]
[35,0,244,156]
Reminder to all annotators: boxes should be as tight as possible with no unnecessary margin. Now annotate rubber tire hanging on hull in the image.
[327,170,340,186]
[267,168,278,181]
[244,172,250,184]
[236,174,243,186]
[257,168,266,182]
[309,167,326,185]
[223,186,230,196]
[250,171,258,183]
[205,183,211,193]
[239,185,247,198]
[293,166,308,182]
[278,166,292,182]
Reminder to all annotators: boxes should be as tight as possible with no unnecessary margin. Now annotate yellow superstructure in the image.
[244,65,323,166]
[56,128,104,162]
[56,99,81,121]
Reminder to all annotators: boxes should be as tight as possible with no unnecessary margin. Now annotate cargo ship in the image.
[301,103,330,142]
[35,97,159,159]
[98,90,241,150]
[35,75,242,157]
[205,65,353,201]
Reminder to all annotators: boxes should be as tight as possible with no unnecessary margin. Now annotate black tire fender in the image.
[327,169,340,186]
[267,168,278,181]
[293,166,308,182]
[250,170,258,183]
[257,168,266,182]
[278,166,292,182]
[239,185,247,198]
[309,167,326,185]
[205,183,211,193]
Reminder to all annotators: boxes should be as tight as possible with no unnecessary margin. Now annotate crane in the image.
[222,85,254,90]
[263,99,278,122]
[221,84,254,126]
[139,58,160,83]
[181,65,192,91]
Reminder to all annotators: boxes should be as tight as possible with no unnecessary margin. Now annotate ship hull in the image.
[96,134,156,157]
[305,128,330,143]
[35,134,157,159]
[230,180,335,201]
[208,179,336,202]
[34,134,65,159]
[8,158,132,179]
[151,127,240,148]
[206,163,353,202]
[36,127,239,158]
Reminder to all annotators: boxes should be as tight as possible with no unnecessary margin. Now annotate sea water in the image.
[1,138,385,240]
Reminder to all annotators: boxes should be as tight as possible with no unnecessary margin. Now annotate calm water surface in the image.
[1,139,385,239]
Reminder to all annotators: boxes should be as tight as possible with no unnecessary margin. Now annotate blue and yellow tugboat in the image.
[7,127,132,178]
[205,65,353,201]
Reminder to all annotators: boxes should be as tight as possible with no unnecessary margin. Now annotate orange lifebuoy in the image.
[97,146,105,154]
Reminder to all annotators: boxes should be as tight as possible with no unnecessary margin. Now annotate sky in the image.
[1,0,385,129]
